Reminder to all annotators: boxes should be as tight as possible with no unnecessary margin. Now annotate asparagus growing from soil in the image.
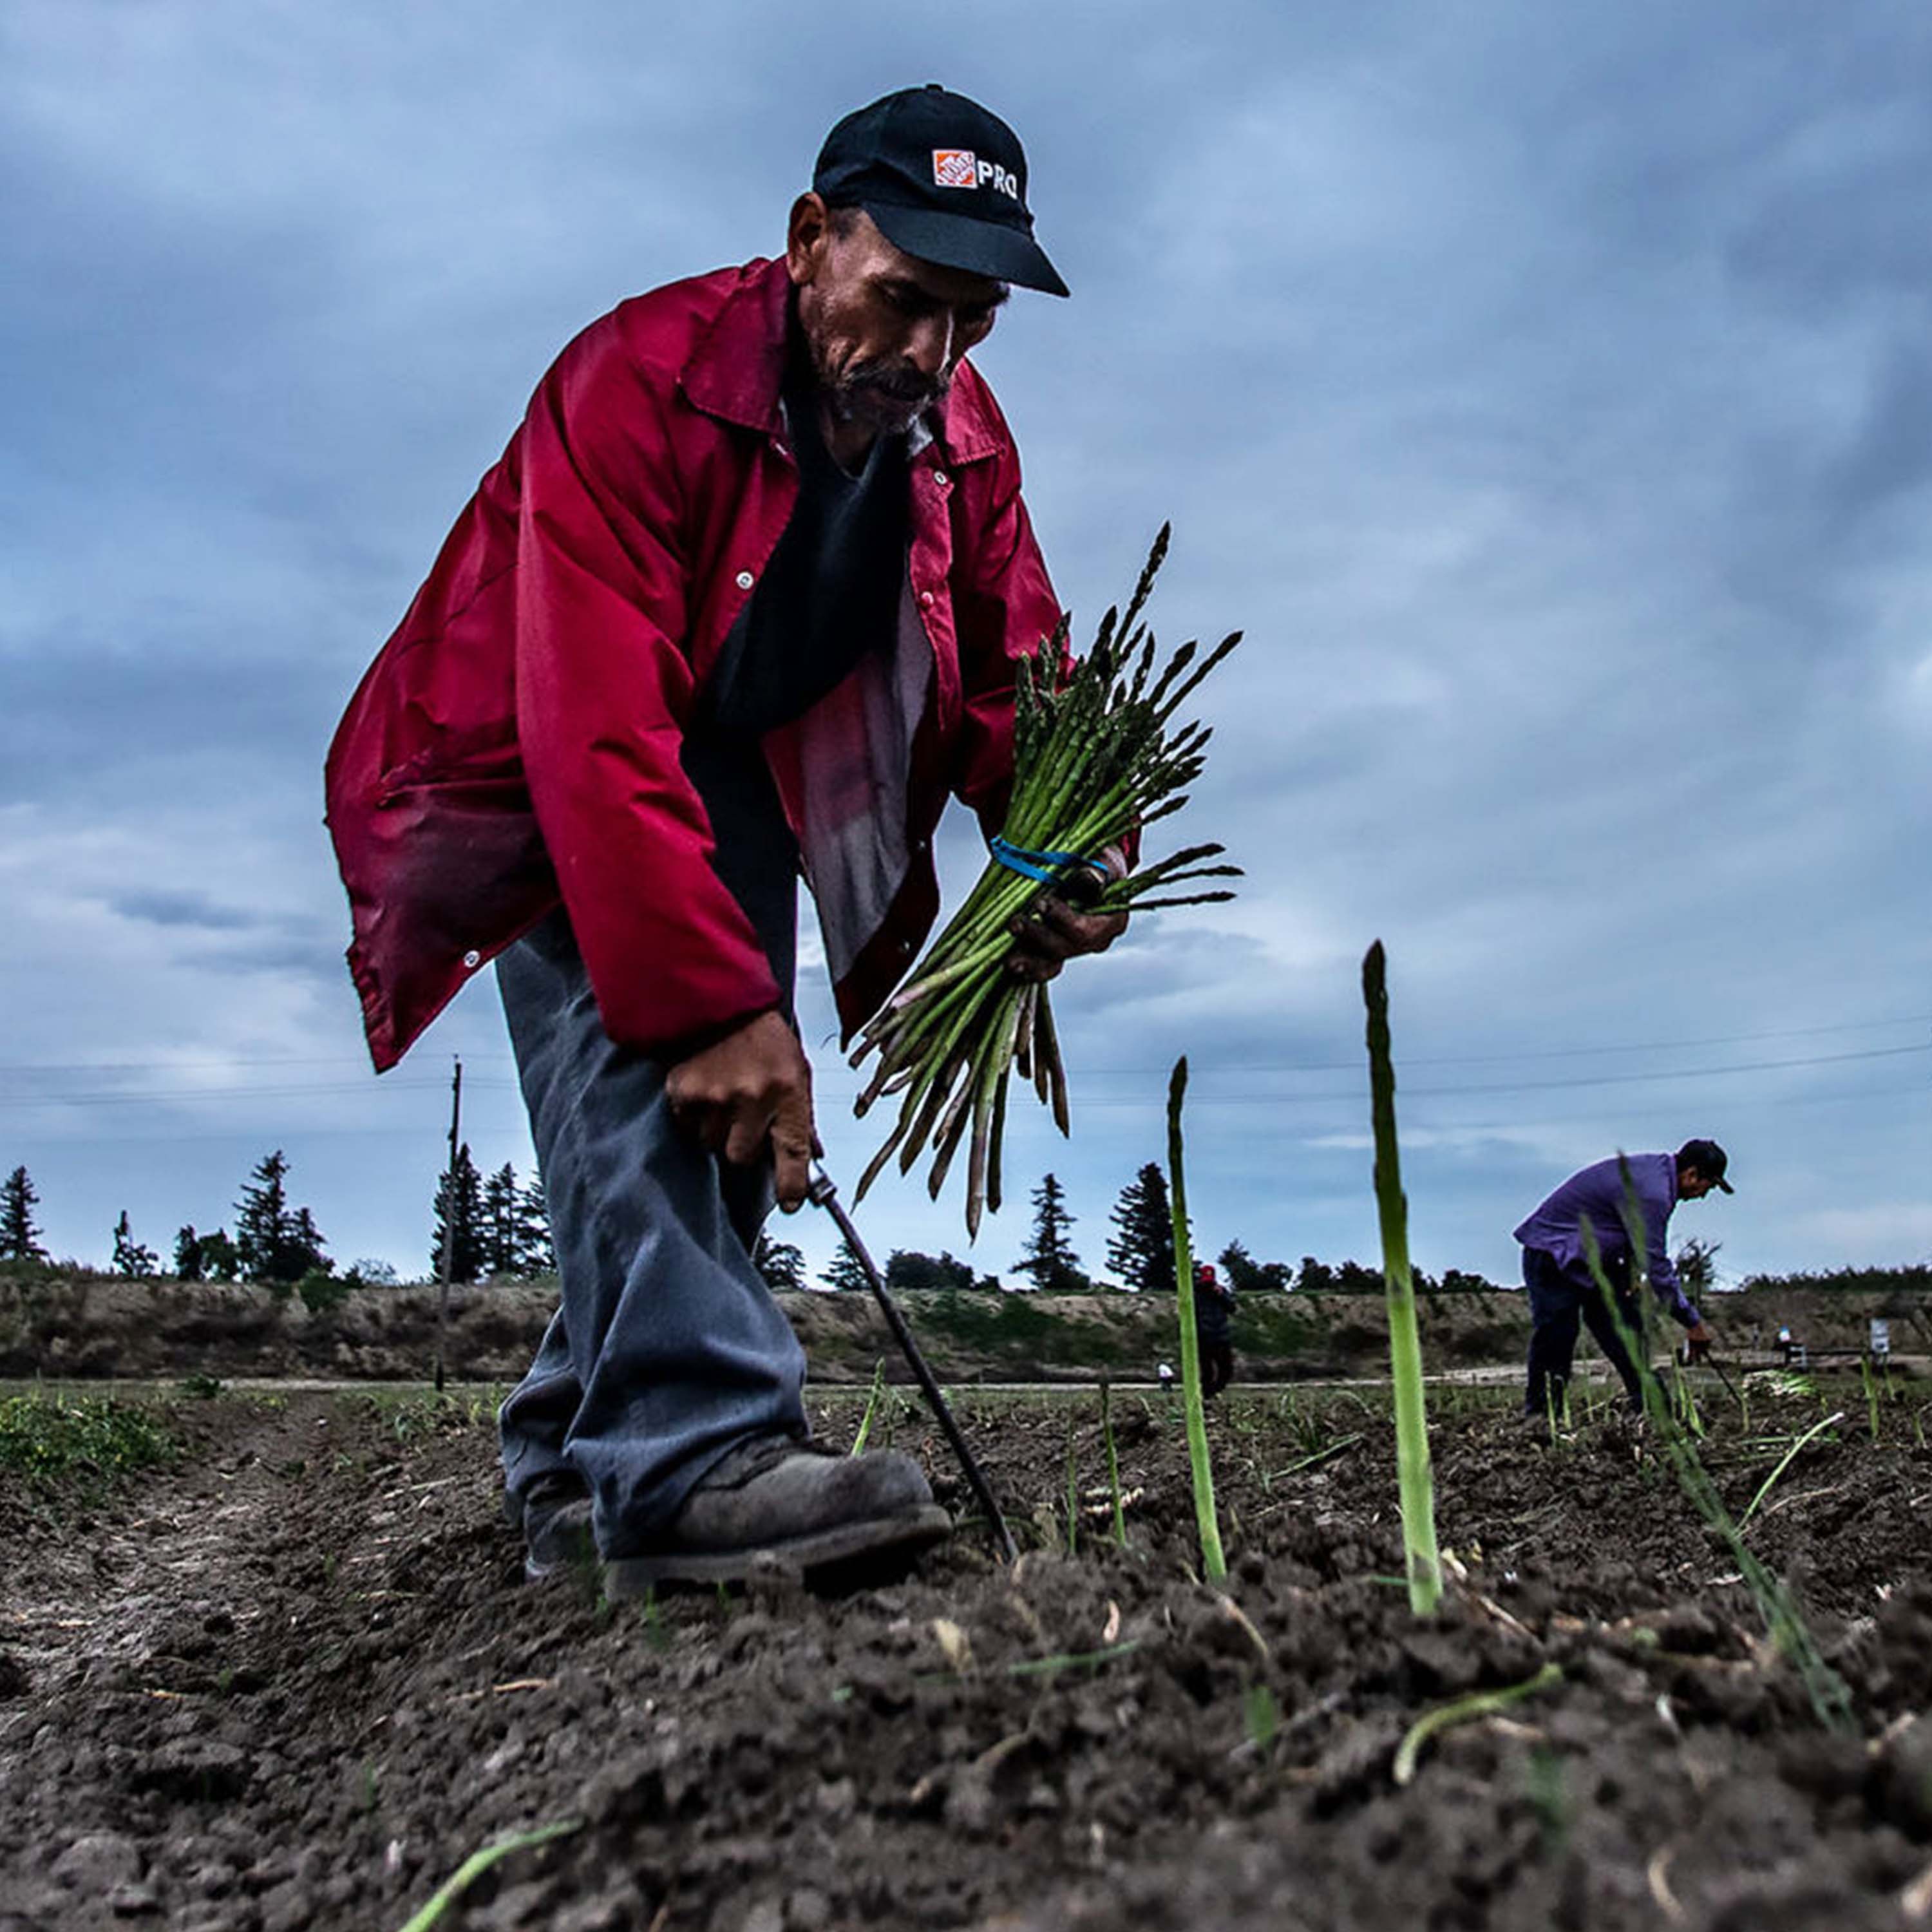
[1167,1056,1227,1583]
[851,529,1242,1234]
[1363,941,1443,1617]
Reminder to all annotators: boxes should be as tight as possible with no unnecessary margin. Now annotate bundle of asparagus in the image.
[850,528,1242,1234]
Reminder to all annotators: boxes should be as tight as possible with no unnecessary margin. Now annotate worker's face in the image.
[787,196,1008,435]
[1678,1169,1718,1200]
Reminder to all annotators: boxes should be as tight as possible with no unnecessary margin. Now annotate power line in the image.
[0,1077,526,1110]
[19,1076,1926,1149]
[3,1042,1923,1113]
[920,1039,1932,1107]
[3,1011,1929,1083]
[1070,1018,1932,1079]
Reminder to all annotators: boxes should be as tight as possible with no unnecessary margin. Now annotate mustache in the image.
[837,360,950,409]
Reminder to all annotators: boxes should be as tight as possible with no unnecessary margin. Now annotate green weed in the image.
[1526,1748,1571,1855]
[1242,1683,1280,1750]
[0,1391,178,1490]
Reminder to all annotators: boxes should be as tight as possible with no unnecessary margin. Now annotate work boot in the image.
[506,1471,594,1584]
[601,1437,950,1595]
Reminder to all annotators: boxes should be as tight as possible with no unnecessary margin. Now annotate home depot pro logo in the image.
[933,148,1021,200]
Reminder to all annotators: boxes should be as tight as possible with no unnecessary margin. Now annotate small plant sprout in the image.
[1064,1410,1080,1557]
[395,1819,583,1932]
[1243,1683,1280,1750]
[1393,1662,1563,1786]
[849,1359,887,1455]
[1166,1057,1226,1583]
[1738,1412,1846,1531]
[1099,1378,1129,1549]
[1361,942,1442,1616]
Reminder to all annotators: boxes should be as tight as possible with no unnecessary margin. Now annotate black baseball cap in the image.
[813,84,1068,298]
[1677,1139,1734,1192]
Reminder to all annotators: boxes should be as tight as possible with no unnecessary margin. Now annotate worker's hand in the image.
[1003,843,1129,985]
[1687,1320,1713,1347]
[665,1010,820,1212]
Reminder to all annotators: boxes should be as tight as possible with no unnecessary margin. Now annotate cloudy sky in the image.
[5,0,1927,1298]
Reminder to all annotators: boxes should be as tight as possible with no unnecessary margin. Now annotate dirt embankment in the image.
[1,1275,1522,1384]
[4,1269,1922,1387]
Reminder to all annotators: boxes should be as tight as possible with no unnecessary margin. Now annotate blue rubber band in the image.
[988,834,1110,886]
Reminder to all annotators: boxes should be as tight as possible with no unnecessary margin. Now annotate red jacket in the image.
[325,256,1061,1072]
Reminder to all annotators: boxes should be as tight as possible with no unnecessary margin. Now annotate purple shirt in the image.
[1513,1152,1700,1328]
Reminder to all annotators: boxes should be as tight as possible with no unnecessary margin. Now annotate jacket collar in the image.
[679,255,1003,464]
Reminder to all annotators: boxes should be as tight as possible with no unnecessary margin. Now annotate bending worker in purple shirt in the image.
[1515,1139,1730,1423]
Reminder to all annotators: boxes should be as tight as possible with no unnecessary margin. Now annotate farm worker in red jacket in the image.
[1193,1262,1235,1399]
[326,86,1124,1593]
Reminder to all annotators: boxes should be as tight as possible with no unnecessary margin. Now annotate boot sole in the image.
[601,1503,952,1595]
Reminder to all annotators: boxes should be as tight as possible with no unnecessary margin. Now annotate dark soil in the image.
[5,1374,1932,1931]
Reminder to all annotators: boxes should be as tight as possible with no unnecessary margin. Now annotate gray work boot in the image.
[601,1437,950,1595]
[505,1472,595,1584]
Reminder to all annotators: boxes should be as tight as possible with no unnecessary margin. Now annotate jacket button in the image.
[919,590,934,607]
[735,570,755,591]
[462,949,481,970]
[933,470,949,487]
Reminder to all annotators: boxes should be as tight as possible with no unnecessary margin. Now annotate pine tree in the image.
[234,1151,328,1283]
[111,1210,158,1278]
[1106,1162,1175,1293]
[235,1151,294,1283]
[482,1163,522,1277]
[1,1166,47,1264]
[1016,1172,1088,1292]
[516,1175,555,1275]
[430,1143,486,1285]
[820,1239,871,1293]
[198,1228,240,1281]
[753,1233,808,1292]
[289,1208,332,1281]
[1676,1237,1721,1298]
[174,1226,205,1282]
[1218,1238,1292,1293]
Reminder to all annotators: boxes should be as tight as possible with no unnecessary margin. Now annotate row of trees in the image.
[430,1145,554,1283]
[3,1149,553,1289]
[744,1166,1513,1298]
[5,1151,1488,1297]
[16,1154,1891,1303]
[6,1153,334,1285]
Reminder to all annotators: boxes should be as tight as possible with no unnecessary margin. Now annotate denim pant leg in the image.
[1580,1285,1647,1410]
[495,911,808,1557]
[1523,1249,1582,1417]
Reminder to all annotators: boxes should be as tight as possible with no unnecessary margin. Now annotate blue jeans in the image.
[1522,1245,1645,1417]
[495,910,808,1558]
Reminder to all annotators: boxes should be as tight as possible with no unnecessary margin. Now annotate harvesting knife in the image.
[806,1161,1019,1564]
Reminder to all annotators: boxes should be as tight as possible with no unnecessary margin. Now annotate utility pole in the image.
[433,1056,462,1393]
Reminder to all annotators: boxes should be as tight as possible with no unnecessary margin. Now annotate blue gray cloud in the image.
[3,0,1927,1289]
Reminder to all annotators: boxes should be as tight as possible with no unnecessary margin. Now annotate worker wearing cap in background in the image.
[325,86,1124,1591]
[1193,1260,1235,1399]
[1513,1140,1731,1428]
